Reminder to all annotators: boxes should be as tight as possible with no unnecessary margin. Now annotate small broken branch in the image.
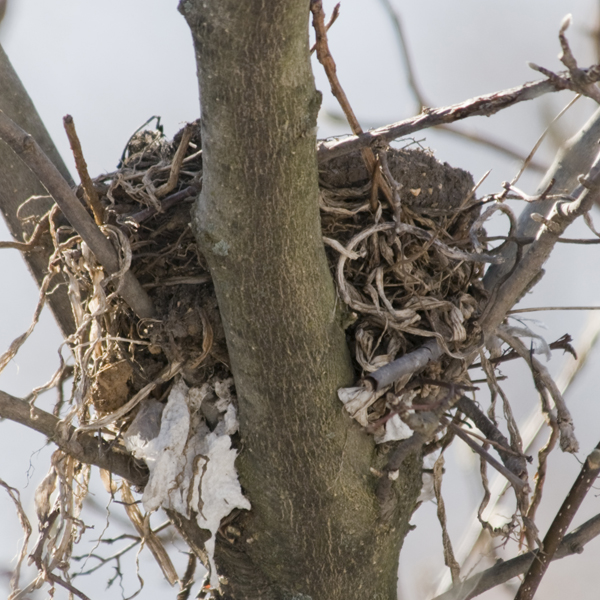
[63,114,104,225]
[369,338,442,390]
[455,395,529,478]
[127,184,198,225]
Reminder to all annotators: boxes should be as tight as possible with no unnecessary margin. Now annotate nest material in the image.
[48,123,488,432]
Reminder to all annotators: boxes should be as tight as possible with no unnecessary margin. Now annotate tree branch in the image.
[433,511,600,600]
[515,442,600,600]
[0,389,148,487]
[317,65,600,163]
[0,109,155,320]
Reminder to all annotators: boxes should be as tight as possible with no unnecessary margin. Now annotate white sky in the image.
[1,1,600,599]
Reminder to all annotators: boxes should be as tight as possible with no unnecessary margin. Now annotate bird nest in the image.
[40,122,492,434]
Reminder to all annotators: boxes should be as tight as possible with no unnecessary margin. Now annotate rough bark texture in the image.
[0,44,75,336]
[179,1,422,598]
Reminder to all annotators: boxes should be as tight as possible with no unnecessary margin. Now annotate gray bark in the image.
[179,1,421,598]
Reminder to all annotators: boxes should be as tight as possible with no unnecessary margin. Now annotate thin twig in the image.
[0,478,32,596]
[497,329,579,453]
[0,212,50,251]
[433,455,461,584]
[455,396,528,478]
[317,64,600,163]
[63,114,104,225]
[127,185,198,225]
[509,305,600,313]
[449,423,529,493]
[310,0,394,205]
[155,123,194,198]
[515,442,600,600]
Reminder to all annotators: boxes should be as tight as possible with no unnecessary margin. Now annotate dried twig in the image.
[369,339,443,390]
[529,15,600,104]
[0,110,155,319]
[0,478,32,596]
[309,2,340,54]
[127,184,198,225]
[509,305,600,313]
[154,123,194,199]
[455,396,528,478]
[0,212,50,251]
[449,423,528,493]
[515,443,600,600]
[317,64,600,163]
[63,115,104,225]
[497,329,579,453]
[121,482,179,586]
[433,455,461,584]
[310,0,394,205]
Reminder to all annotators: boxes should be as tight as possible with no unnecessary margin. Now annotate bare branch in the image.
[0,389,148,487]
[484,107,600,292]
[433,512,600,600]
[318,65,600,163]
[0,44,76,336]
[515,443,600,600]
[479,148,600,339]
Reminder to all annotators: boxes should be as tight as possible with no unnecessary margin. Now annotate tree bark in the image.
[179,1,421,598]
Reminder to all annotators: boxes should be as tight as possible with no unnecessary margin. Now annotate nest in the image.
[41,123,491,434]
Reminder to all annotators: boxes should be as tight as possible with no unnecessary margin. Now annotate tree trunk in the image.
[179,1,421,598]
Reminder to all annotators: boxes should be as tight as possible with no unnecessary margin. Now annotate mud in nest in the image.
[49,123,489,431]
